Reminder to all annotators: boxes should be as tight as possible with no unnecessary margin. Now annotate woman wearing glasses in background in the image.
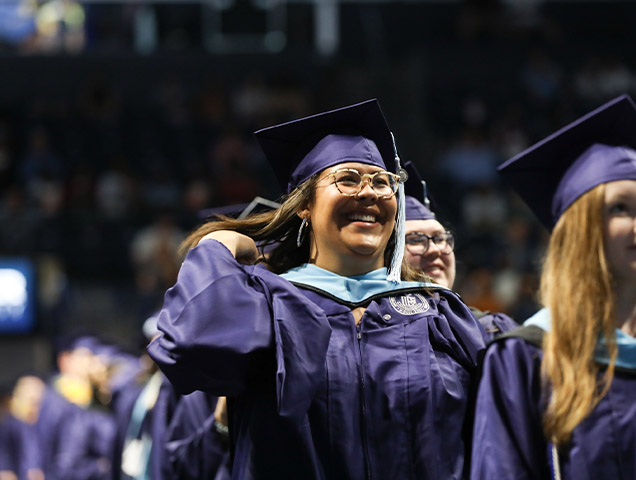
[402,160,518,341]
[148,100,486,479]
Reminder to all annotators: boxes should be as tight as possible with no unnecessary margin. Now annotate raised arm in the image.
[147,238,276,395]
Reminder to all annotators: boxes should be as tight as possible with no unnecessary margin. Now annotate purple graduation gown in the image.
[0,413,42,478]
[57,407,116,480]
[469,307,518,342]
[148,240,486,479]
[164,391,229,480]
[115,373,179,480]
[471,336,636,479]
[111,377,144,480]
[34,387,84,480]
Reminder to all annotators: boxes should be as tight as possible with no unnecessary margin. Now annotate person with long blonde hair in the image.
[148,99,487,479]
[471,94,636,479]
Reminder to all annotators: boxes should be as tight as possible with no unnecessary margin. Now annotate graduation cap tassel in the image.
[421,180,431,209]
[387,132,407,283]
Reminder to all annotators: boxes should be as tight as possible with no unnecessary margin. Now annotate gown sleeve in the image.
[163,391,227,480]
[436,290,488,369]
[147,239,332,420]
[469,307,519,343]
[470,337,550,480]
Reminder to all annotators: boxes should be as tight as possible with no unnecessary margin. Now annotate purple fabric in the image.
[33,387,82,480]
[57,408,116,480]
[112,374,178,480]
[254,99,396,193]
[288,134,386,192]
[111,379,144,480]
[469,308,518,342]
[164,391,229,480]
[0,413,42,477]
[150,378,180,480]
[67,335,102,353]
[553,143,636,221]
[404,195,436,221]
[498,94,636,229]
[148,239,486,479]
[472,337,636,479]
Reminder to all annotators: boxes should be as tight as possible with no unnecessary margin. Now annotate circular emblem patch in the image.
[389,293,430,315]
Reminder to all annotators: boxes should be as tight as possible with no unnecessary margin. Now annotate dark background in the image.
[1,0,633,381]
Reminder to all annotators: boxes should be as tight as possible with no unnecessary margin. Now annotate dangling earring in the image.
[297,218,310,248]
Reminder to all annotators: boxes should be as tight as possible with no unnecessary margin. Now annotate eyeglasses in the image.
[405,231,454,255]
[324,168,402,199]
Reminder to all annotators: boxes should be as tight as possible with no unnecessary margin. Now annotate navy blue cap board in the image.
[198,196,281,221]
[198,197,282,254]
[498,94,636,230]
[403,160,436,221]
[254,98,407,282]
[254,99,401,193]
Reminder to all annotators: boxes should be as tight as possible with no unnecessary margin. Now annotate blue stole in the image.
[281,264,447,304]
[525,308,636,370]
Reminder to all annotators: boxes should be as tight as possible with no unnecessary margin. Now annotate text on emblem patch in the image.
[389,293,430,315]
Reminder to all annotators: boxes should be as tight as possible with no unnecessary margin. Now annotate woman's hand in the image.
[200,230,259,264]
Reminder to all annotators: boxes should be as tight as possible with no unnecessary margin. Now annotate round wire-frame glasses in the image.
[325,168,402,199]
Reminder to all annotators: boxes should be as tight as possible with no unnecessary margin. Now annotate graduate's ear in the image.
[297,203,311,221]
[297,209,310,222]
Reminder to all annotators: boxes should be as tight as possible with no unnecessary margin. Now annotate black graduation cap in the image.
[498,94,636,230]
[254,99,399,193]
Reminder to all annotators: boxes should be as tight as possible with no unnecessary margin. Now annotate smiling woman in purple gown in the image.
[471,95,636,479]
[148,99,486,479]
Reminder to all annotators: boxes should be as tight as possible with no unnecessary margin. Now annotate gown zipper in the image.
[356,319,373,479]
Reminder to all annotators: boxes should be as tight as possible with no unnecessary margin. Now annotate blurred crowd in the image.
[3,44,635,335]
[1,322,231,479]
[1,4,636,475]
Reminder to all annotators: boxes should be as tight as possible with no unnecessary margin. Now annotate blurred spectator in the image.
[437,126,501,191]
[0,119,15,190]
[458,267,505,314]
[460,184,507,232]
[94,154,138,221]
[32,0,86,53]
[130,212,184,318]
[208,130,262,205]
[181,177,213,226]
[1,382,43,480]
[195,74,230,130]
[0,186,41,253]
[491,102,530,160]
[19,126,64,189]
[574,55,633,107]
[231,73,272,125]
[519,48,562,108]
[140,163,181,212]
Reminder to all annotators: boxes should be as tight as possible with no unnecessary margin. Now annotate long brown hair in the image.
[181,173,430,282]
[540,183,617,446]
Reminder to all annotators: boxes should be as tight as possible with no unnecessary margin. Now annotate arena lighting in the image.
[0,258,36,335]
